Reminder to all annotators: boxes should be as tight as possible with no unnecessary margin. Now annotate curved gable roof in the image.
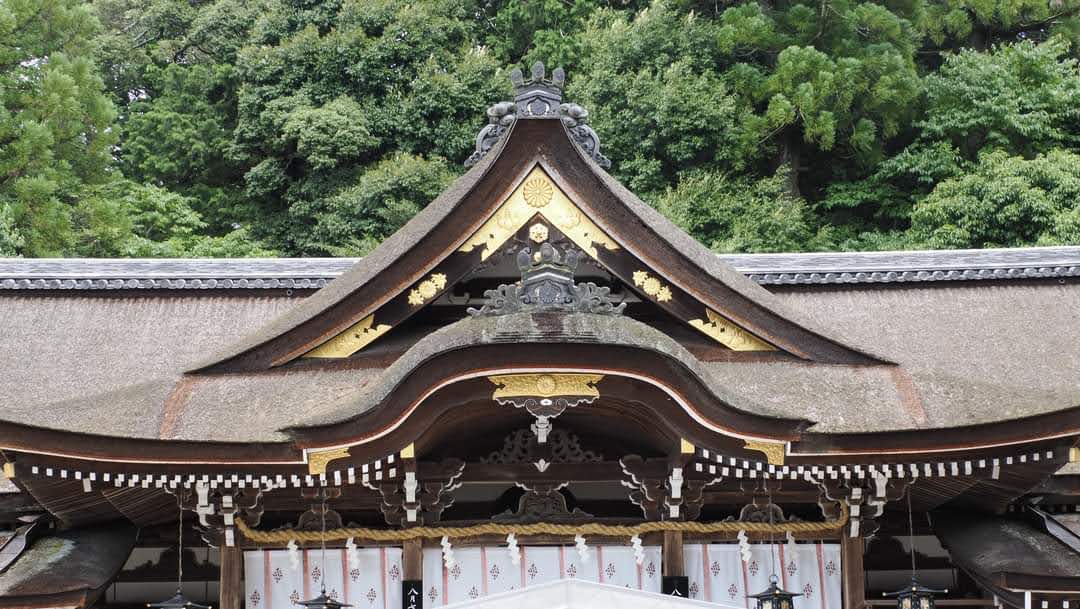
[195,115,880,372]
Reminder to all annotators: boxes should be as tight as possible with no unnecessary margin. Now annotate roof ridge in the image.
[1,246,1077,289]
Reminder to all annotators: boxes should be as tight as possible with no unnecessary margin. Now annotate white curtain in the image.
[421,545,664,607]
[683,543,841,609]
[244,548,403,609]
[243,543,839,609]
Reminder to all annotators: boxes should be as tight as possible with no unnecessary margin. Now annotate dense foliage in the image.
[1,0,1078,256]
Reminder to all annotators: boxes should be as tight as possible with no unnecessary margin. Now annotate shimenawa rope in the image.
[234,502,848,543]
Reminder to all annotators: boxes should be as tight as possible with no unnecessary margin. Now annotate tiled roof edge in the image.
[0,247,1078,289]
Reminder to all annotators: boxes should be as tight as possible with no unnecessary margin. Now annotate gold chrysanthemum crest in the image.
[632,270,673,303]
[522,176,554,208]
[458,166,618,260]
[407,273,448,306]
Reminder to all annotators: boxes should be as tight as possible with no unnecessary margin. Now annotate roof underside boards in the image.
[0,523,136,607]
[0,246,1077,289]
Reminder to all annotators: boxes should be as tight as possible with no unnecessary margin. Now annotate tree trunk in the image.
[774,128,803,200]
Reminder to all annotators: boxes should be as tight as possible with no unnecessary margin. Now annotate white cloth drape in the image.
[682,544,841,609]
[244,543,838,609]
[421,545,663,607]
[243,548,403,609]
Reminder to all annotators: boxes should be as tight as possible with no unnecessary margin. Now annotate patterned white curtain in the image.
[421,545,664,606]
[683,543,841,609]
[243,548,403,609]
[244,543,838,609]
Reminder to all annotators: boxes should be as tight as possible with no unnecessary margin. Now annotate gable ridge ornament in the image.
[465,61,611,168]
[468,242,625,317]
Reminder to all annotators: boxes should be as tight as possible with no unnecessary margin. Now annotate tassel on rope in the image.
[287,539,301,571]
[630,535,645,566]
[506,533,520,566]
[441,536,456,569]
[574,534,590,563]
[346,537,360,570]
[737,530,751,563]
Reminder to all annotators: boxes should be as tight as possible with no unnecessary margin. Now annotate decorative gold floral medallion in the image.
[632,270,673,303]
[529,223,549,243]
[407,273,448,306]
[522,177,554,208]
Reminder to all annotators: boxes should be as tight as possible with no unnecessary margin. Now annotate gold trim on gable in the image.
[689,308,776,351]
[488,373,603,399]
[744,440,786,465]
[459,167,619,260]
[303,314,391,359]
[307,447,351,475]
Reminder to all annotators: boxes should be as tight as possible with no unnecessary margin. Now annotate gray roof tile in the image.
[0,246,1077,290]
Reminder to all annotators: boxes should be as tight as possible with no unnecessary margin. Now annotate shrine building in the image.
[0,64,1078,609]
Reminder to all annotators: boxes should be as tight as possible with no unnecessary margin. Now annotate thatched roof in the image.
[0,269,1077,441]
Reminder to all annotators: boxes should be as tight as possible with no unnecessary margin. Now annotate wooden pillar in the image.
[662,531,684,577]
[662,531,688,596]
[402,539,423,609]
[841,534,866,609]
[403,538,423,581]
[220,544,243,609]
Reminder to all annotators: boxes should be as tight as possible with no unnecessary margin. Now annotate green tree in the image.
[0,0,116,256]
[656,169,829,252]
[918,38,1080,159]
[73,180,274,256]
[909,148,1080,248]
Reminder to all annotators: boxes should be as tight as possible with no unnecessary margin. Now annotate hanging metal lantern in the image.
[884,577,947,609]
[299,494,353,609]
[149,490,211,609]
[147,590,211,609]
[297,591,352,609]
[748,575,801,609]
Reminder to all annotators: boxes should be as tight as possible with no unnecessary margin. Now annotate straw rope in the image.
[234,502,847,543]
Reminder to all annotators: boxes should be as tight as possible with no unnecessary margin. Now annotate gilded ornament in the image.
[459,166,618,260]
[407,273,448,306]
[303,314,392,358]
[522,177,554,208]
[743,440,786,465]
[632,270,673,303]
[488,373,603,399]
[689,308,775,351]
[529,223,549,243]
[307,447,351,475]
